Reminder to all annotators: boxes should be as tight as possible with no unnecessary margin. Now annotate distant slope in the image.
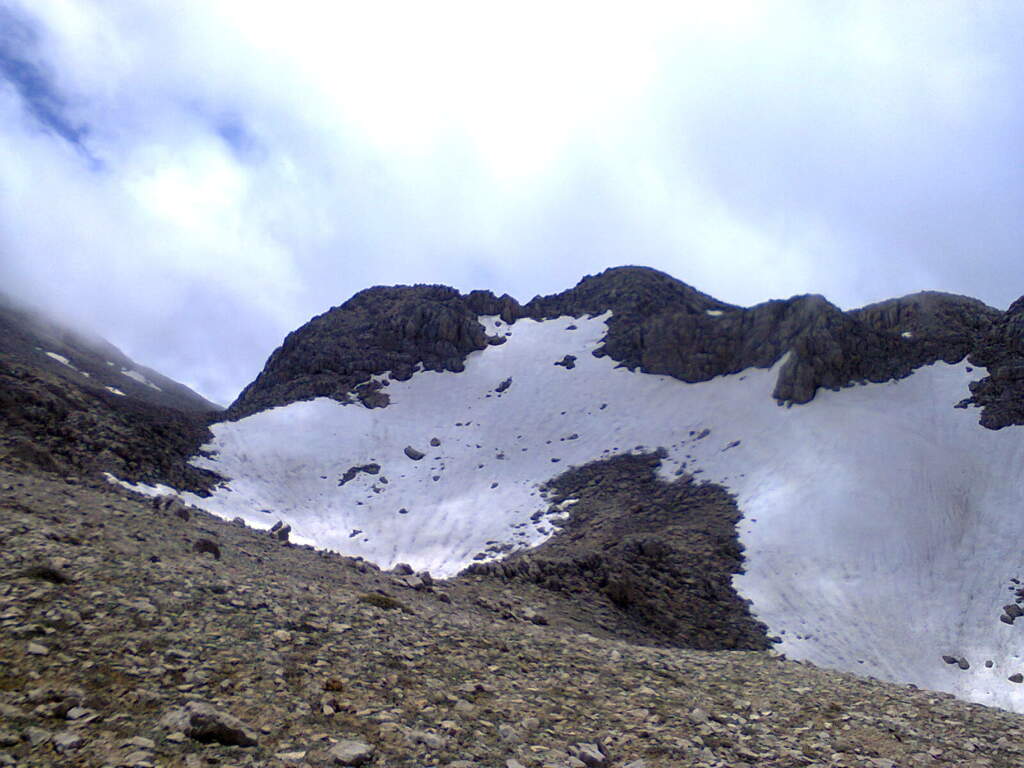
[0,294,221,491]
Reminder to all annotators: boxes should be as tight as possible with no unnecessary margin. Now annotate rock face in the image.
[227,285,514,419]
[226,266,1009,426]
[964,294,1024,428]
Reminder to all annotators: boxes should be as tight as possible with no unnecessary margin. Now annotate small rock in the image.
[430,437,441,446]
[404,446,425,461]
[26,642,49,655]
[402,575,425,590]
[407,729,446,750]
[193,539,221,560]
[123,736,157,750]
[1010,673,1023,683]
[958,657,971,670]
[25,727,51,746]
[52,730,83,751]
[121,750,155,767]
[329,739,374,766]
[941,655,958,665]
[568,742,606,767]
[160,701,258,746]
[393,563,414,575]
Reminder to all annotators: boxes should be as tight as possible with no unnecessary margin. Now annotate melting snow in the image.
[122,369,162,391]
[44,351,89,377]
[113,313,1024,711]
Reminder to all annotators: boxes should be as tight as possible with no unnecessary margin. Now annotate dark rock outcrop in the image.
[964,295,1024,428]
[463,452,770,651]
[227,285,516,419]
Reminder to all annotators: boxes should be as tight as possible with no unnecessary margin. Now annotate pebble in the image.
[329,739,374,766]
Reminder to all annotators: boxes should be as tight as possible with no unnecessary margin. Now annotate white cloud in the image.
[2,1,1024,403]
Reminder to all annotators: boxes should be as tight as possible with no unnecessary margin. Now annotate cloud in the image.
[2,1,1023,403]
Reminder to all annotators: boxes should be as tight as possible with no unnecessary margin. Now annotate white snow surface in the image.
[44,351,72,366]
[121,368,162,391]
[44,350,90,377]
[115,313,1024,711]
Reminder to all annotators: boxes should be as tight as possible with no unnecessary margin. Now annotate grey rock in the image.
[123,736,157,749]
[121,750,155,767]
[406,729,446,750]
[25,727,51,746]
[1010,673,1023,683]
[160,701,258,746]
[568,742,606,767]
[52,729,83,751]
[404,446,425,461]
[329,739,374,766]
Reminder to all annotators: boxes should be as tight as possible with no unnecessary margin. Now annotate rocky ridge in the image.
[226,267,1014,427]
[4,465,1024,768]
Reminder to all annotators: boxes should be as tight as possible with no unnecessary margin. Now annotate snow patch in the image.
[122,369,162,391]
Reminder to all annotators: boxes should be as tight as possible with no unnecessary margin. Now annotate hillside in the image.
[6,266,1024,765]
[3,465,1022,768]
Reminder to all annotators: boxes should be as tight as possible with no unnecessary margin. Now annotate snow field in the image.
[116,313,1024,711]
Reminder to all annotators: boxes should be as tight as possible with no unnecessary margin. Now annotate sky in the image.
[1,1,1023,405]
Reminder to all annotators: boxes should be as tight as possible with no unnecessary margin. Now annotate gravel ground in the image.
[3,465,1024,768]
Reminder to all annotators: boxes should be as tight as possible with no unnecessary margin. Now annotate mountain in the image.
[0,294,221,491]
[8,266,1024,766]
[110,266,1024,714]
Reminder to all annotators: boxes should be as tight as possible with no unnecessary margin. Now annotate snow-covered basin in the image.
[117,313,1024,711]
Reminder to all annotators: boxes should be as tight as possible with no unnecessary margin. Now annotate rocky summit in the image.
[5,266,1024,767]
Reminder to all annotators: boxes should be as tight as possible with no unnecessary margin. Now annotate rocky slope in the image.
[226,266,1011,424]
[4,464,1024,768]
[0,295,221,492]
